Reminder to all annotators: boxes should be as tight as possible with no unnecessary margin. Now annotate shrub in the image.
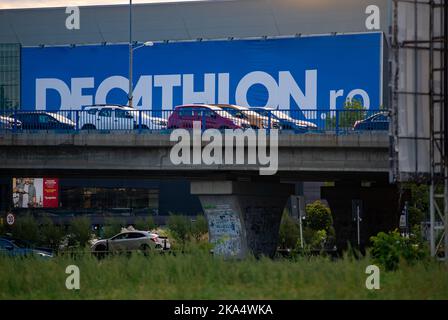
[167,215,191,242]
[408,206,425,229]
[11,214,40,244]
[40,217,64,249]
[278,213,299,249]
[102,218,125,238]
[370,229,428,271]
[134,217,156,231]
[310,229,327,250]
[70,216,92,247]
[0,219,8,237]
[191,215,208,241]
[325,98,367,129]
[305,201,333,232]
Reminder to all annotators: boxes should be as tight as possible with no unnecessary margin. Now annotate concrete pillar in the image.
[191,181,294,258]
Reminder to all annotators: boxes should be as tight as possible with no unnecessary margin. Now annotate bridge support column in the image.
[191,181,294,258]
[321,182,407,252]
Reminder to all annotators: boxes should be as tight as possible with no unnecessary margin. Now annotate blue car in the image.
[11,112,75,130]
[0,237,53,258]
[353,112,389,131]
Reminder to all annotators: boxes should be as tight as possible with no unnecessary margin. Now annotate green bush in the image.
[370,229,428,271]
[70,216,92,247]
[134,217,156,231]
[0,218,8,237]
[305,201,333,232]
[40,217,64,249]
[325,98,367,129]
[11,214,40,244]
[167,215,192,242]
[102,218,124,238]
[278,213,299,249]
[191,215,208,241]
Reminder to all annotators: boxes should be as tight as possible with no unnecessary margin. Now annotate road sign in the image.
[6,213,15,226]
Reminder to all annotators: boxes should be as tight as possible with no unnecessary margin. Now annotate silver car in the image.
[91,231,157,256]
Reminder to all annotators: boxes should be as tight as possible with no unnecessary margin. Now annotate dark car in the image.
[11,112,75,130]
[0,237,53,258]
[353,112,389,131]
[0,115,22,129]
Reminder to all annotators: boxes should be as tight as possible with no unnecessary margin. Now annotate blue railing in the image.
[0,109,389,134]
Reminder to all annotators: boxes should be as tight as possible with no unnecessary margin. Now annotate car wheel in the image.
[81,124,96,130]
[140,244,151,256]
[93,245,107,259]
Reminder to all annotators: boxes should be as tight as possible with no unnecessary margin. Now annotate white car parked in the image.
[79,105,167,130]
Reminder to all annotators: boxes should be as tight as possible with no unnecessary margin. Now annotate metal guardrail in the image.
[0,109,389,135]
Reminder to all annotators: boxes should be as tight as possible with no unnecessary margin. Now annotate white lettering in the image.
[279,70,317,109]
[236,71,279,107]
[183,74,215,104]
[154,75,180,110]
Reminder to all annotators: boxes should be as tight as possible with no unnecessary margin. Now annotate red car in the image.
[167,104,251,130]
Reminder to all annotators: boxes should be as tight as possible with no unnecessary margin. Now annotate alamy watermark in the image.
[65,7,80,30]
[169,122,279,175]
[65,265,80,290]
[365,265,380,290]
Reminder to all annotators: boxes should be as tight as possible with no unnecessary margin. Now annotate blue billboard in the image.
[21,32,383,112]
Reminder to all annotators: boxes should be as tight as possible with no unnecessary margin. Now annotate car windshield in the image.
[272,110,292,120]
[8,239,29,248]
[207,108,234,120]
[48,113,73,125]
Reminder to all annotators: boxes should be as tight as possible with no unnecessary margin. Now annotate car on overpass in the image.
[10,111,75,130]
[353,111,389,131]
[212,104,276,129]
[79,105,168,130]
[167,104,251,130]
[252,107,317,133]
[0,115,22,130]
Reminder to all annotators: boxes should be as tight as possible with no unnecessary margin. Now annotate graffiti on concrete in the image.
[205,203,242,256]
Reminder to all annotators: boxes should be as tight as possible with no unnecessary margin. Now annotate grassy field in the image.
[0,248,447,300]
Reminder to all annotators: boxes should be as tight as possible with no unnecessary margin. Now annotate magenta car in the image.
[167,104,250,130]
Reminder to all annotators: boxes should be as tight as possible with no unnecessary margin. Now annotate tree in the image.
[70,216,92,247]
[40,217,64,249]
[167,215,191,243]
[12,214,40,244]
[325,98,367,130]
[278,213,299,249]
[102,218,125,238]
[191,215,208,241]
[305,201,333,232]
[134,217,156,231]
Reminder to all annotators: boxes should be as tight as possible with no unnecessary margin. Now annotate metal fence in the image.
[0,108,389,134]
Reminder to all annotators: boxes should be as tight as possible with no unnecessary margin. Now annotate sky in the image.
[0,0,202,9]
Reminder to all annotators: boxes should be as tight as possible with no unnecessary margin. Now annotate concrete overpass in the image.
[0,131,389,180]
[0,131,398,257]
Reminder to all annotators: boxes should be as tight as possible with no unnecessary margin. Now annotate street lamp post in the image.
[128,0,154,108]
[128,42,153,108]
[128,0,133,108]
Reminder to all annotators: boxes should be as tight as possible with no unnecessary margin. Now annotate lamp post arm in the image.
[128,0,133,108]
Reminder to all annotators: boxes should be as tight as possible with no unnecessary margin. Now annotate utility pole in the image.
[128,0,133,108]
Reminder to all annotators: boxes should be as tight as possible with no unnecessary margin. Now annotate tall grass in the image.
[0,247,447,300]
